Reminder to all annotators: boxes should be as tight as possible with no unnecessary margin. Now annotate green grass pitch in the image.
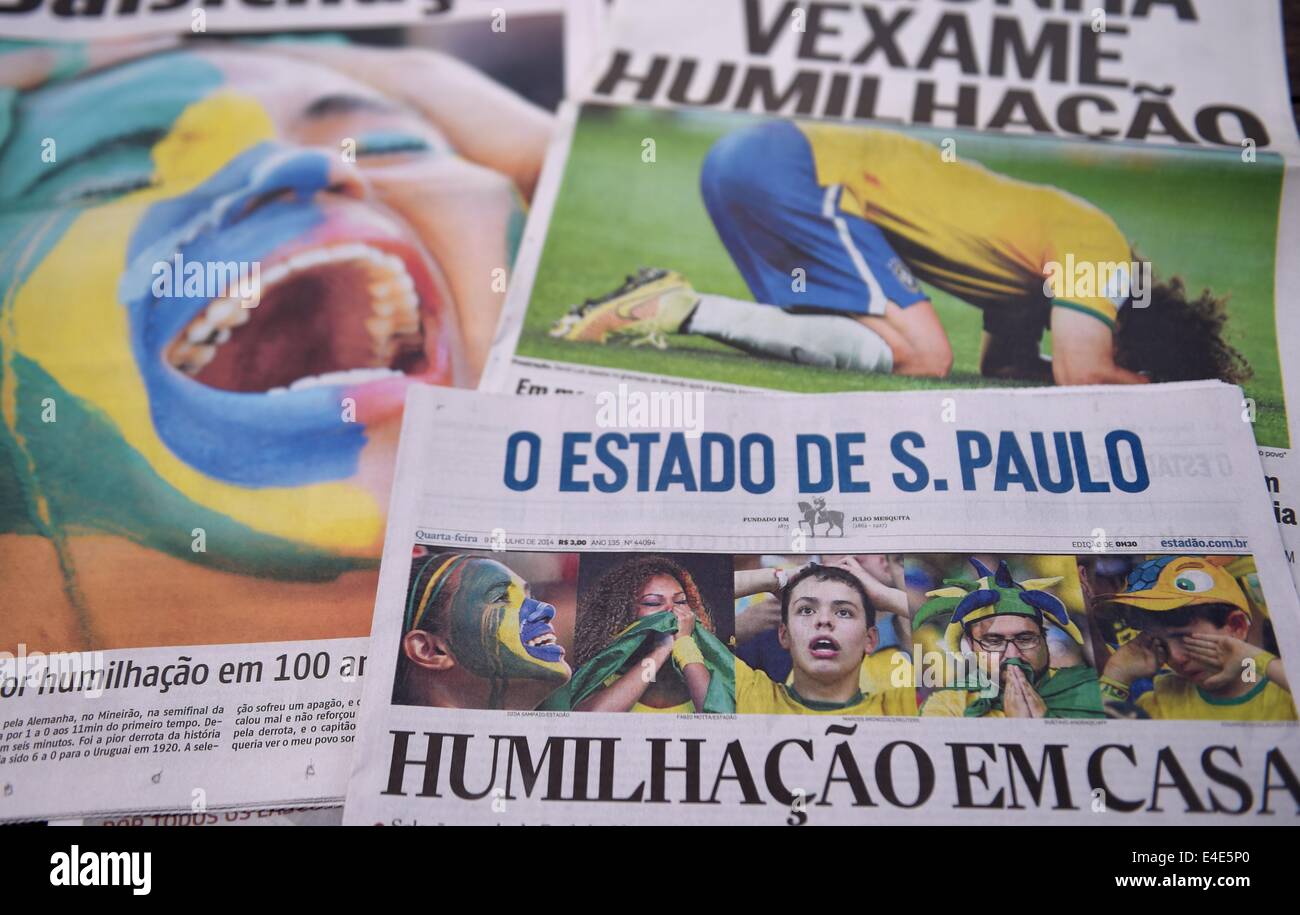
[517,106,1288,447]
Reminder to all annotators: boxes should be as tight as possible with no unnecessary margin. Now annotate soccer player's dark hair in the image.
[779,565,876,628]
[1113,273,1252,385]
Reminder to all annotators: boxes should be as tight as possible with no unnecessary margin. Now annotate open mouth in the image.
[521,620,565,663]
[128,151,466,490]
[809,636,840,659]
[165,238,442,396]
[526,630,558,649]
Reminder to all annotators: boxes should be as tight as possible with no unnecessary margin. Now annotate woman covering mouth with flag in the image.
[540,555,735,714]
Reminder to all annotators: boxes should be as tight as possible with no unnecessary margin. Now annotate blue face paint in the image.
[122,144,369,487]
[520,597,565,664]
[0,51,376,580]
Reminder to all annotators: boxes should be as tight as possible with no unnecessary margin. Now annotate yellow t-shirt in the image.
[1136,675,1298,721]
[600,672,696,714]
[861,648,918,716]
[740,656,914,715]
[798,122,1131,327]
[921,688,983,718]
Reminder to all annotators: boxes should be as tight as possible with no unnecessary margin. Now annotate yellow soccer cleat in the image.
[549,268,698,349]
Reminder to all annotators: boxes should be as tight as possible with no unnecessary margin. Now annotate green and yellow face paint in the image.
[0,41,516,648]
[406,554,572,706]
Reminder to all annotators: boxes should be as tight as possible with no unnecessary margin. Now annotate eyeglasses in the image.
[972,633,1043,651]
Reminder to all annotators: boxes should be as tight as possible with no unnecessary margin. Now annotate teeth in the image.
[206,298,240,326]
[186,318,216,344]
[369,280,403,299]
[267,367,405,394]
[173,343,216,373]
[365,316,394,340]
[290,249,328,270]
[333,243,368,262]
[261,264,289,287]
[168,241,426,380]
[287,367,403,390]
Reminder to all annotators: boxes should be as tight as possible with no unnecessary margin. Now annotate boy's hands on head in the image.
[736,596,782,643]
[1103,632,1167,685]
[825,555,909,618]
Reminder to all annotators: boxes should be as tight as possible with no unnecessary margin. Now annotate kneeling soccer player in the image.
[553,120,1250,388]
[735,564,916,715]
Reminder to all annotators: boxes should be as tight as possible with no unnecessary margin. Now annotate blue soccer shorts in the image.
[698,119,927,317]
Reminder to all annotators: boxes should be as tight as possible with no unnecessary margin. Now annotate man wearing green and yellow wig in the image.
[394,553,571,710]
[917,559,1104,719]
[1098,556,1295,721]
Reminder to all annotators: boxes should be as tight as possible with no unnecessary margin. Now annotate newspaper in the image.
[481,0,1300,590]
[0,0,423,40]
[344,380,1299,825]
[52,805,344,826]
[0,0,599,822]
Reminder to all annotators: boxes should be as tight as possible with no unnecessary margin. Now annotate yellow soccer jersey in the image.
[1136,675,1298,721]
[861,648,918,715]
[920,688,992,718]
[600,672,696,714]
[738,656,911,715]
[798,122,1131,327]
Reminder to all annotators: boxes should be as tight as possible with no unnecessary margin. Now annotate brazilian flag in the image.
[959,659,1105,719]
[539,612,735,713]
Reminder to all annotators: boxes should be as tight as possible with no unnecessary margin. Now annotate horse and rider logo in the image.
[797,498,844,537]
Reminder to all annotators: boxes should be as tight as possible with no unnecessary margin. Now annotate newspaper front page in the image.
[0,0,600,822]
[481,0,1300,590]
[345,381,1300,825]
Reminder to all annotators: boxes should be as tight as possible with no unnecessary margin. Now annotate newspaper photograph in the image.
[345,380,1299,825]
[0,0,599,821]
[481,0,1300,589]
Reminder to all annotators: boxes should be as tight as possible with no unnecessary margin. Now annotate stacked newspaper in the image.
[344,382,1299,825]
[0,0,1297,825]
